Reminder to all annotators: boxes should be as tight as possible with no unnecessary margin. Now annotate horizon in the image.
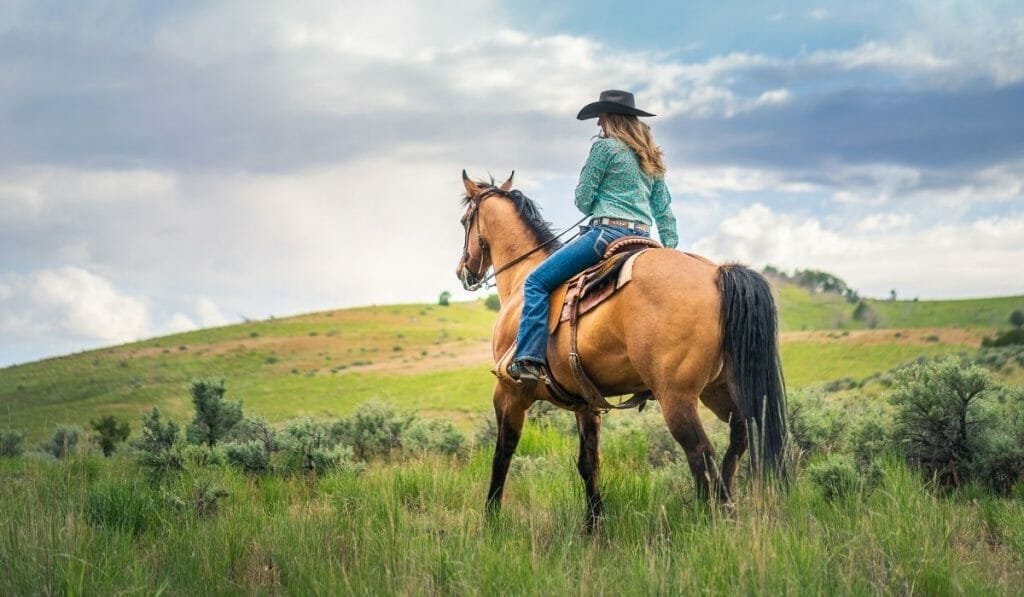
[2,1,1023,366]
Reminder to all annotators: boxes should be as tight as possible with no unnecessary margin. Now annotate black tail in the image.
[718,264,788,481]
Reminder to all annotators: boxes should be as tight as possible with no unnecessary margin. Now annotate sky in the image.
[1,0,1023,366]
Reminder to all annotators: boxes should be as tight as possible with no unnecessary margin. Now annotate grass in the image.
[4,287,1022,442]
[2,432,1022,595]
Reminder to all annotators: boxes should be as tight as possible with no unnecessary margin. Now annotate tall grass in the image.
[2,426,1022,595]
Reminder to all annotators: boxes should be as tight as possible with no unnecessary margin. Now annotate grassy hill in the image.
[2,282,1022,440]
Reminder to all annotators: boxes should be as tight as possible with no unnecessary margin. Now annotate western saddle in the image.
[493,236,663,412]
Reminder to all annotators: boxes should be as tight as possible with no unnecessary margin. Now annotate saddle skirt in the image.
[548,236,662,334]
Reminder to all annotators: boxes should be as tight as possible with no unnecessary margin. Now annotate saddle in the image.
[493,235,663,412]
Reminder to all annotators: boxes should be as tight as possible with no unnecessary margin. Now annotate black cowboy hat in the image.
[576,89,656,120]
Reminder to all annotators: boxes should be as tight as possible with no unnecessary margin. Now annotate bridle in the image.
[459,186,586,291]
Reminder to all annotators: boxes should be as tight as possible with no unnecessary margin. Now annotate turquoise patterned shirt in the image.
[574,137,679,248]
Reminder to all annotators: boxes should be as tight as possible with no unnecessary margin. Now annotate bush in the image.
[167,478,230,518]
[187,379,243,447]
[279,418,364,475]
[847,407,893,467]
[981,328,1024,348]
[890,358,1000,487]
[90,415,131,457]
[181,444,227,467]
[0,429,26,458]
[40,424,83,459]
[807,454,860,500]
[787,390,847,459]
[331,403,413,461]
[132,408,183,478]
[224,440,272,473]
[1010,309,1024,329]
[403,419,467,458]
[229,417,278,454]
[484,293,501,311]
[438,291,451,306]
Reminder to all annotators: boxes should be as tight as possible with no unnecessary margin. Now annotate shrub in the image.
[981,328,1024,348]
[403,419,468,458]
[279,418,363,475]
[787,390,847,459]
[0,429,25,458]
[807,454,860,500]
[167,478,229,518]
[438,290,451,306]
[181,444,227,467]
[331,403,413,461]
[229,417,278,453]
[186,379,243,447]
[484,293,501,311]
[132,408,183,478]
[890,358,999,487]
[90,415,131,457]
[847,407,893,467]
[473,417,497,451]
[1010,309,1024,329]
[40,425,83,459]
[224,440,272,473]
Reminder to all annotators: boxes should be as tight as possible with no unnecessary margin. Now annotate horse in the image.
[455,171,787,531]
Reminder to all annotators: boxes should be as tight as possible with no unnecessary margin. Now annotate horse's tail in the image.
[717,264,788,482]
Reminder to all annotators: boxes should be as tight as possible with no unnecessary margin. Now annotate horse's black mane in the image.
[463,181,563,254]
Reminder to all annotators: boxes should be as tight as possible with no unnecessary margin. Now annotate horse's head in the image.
[456,170,514,291]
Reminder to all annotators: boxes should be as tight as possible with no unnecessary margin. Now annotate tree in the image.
[484,293,501,311]
[186,379,243,447]
[132,408,182,477]
[438,290,451,306]
[889,289,897,301]
[90,415,131,457]
[1011,309,1024,329]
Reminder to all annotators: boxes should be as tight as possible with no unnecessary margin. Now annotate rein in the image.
[461,187,587,291]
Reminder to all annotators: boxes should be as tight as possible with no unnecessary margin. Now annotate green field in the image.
[2,282,1024,595]
[2,285,1022,441]
[3,431,1023,595]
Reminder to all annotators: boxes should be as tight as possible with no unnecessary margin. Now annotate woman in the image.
[509,90,679,384]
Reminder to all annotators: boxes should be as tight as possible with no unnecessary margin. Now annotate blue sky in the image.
[1,0,1023,366]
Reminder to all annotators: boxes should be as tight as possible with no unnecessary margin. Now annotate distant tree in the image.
[438,290,451,307]
[889,289,897,301]
[186,379,243,447]
[90,415,131,457]
[1011,309,1024,329]
[484,293,501,311]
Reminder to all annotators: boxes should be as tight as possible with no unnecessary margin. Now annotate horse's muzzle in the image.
[459,265,482,291]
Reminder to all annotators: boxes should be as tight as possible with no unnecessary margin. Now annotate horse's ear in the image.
[462,169,480,196]
[499,171,514,192]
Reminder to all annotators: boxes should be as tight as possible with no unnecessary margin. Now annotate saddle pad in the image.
[549,248,651,334]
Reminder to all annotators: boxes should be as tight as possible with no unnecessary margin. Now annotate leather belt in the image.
[589,217,650,233]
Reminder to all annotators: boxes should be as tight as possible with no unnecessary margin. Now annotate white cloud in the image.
[165,313,199,334]
[0,267,153,343]
[693,204,1024,298]
[196,296,228,327]
[808,8,831,20]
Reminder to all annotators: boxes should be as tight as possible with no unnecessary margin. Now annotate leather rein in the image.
[460,187,587,291]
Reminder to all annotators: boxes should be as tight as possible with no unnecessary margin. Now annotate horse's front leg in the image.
[486,384,529,517]
[575,409,604,533]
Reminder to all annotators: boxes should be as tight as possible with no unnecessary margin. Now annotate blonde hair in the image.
[600,113,666,176]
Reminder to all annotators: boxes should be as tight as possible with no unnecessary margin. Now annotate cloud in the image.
[1,267,152,343]
[693,204,1024,298]
[195,297,228,327]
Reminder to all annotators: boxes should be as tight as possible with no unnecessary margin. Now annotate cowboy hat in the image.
[576,89,656,120]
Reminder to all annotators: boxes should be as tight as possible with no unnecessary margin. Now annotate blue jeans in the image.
[514,225,649,364]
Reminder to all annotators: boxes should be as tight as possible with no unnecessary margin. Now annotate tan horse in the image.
[456,172,787,530]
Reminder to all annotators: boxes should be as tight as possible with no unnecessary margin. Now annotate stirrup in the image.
[508,360,545,385]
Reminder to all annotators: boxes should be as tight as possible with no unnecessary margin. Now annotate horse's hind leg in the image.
[575,410,603,533]
[659,393,720,502]
[486,385,530,517]
[700,382,748,504]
